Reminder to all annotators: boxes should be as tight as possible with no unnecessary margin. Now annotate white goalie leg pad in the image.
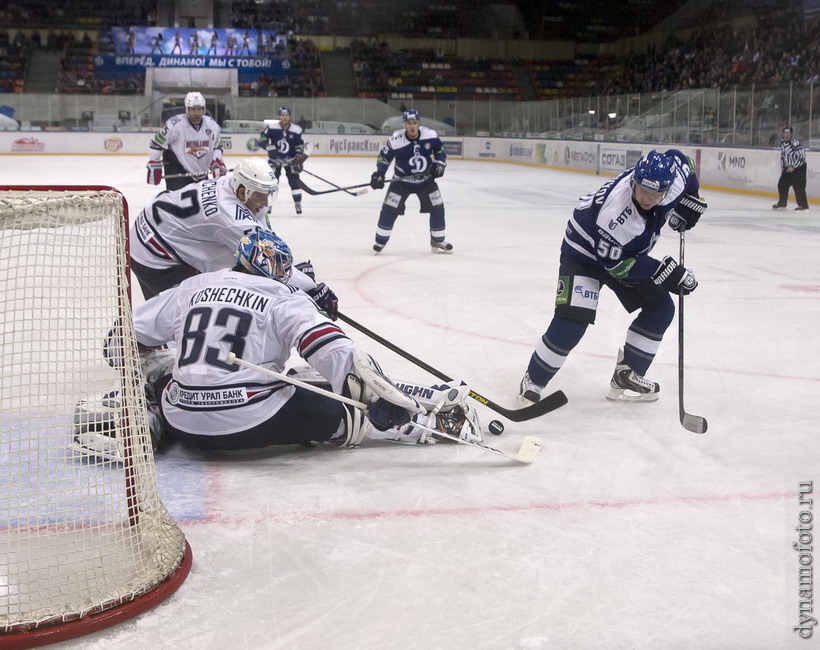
[140,347,176,385]
[72,398,124,462]
[351,349,425,416]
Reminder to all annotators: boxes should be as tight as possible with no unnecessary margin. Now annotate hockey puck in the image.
[488,420,505,436]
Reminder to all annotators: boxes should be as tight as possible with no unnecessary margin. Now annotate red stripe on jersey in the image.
[299,324,344,353]
[148,237,171,258]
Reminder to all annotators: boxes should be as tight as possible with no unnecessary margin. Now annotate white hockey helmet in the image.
[230,158,279,211]
[185,91,206,110]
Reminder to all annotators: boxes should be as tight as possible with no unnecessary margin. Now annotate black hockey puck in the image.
[488,420,505,436]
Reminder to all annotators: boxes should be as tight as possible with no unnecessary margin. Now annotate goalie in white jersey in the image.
[125,230,481,451]
[147,91,227,191]
[130,157,339,318]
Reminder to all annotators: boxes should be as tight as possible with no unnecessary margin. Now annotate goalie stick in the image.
[225,352,542,464]
[336,312,568,423]
[677,231,708,433]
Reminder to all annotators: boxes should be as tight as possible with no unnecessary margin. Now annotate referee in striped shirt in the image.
[773,126,809,210]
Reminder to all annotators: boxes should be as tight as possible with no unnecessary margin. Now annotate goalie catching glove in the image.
[652,255,698,295]
[668,193,707,232]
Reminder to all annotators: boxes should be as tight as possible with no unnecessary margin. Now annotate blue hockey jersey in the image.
[259,120,305,164]
[375,126,446,183]
[562,149,700,282]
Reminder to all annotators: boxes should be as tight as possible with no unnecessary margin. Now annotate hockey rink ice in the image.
[3,153,819,649]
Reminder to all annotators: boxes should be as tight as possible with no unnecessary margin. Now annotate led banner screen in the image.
[111,27,287,57]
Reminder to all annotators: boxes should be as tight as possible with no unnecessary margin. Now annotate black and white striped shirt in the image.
[780,138,806,169]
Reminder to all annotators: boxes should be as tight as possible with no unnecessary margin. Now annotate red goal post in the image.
[0,186,191,648]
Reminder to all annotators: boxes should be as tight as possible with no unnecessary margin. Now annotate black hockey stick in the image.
[299,172,431,197]
[300,169,368,197]
[298,179,374,196]
[162,171,210,180]
[337,311,568,422]
[678,231,708,433]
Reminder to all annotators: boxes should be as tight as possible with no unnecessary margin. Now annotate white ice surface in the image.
[3,154,819,649]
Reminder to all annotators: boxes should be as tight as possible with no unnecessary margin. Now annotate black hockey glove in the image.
[432,160,446,178]
[367,398,412,431]
[668,194,707,232]
[652,256,698,295]
[370,172,385,190]
[294,260,316,281]
[307,282,338,320]
[290,163,303,174]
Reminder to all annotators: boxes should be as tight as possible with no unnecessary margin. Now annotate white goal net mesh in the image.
[0,188,189,641]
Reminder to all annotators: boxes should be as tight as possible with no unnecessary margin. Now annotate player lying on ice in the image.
[74,229,483,458]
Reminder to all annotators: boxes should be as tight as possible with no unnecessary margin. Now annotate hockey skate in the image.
[516,371,545,406]
[430,239,453,254]
[373,242,385,254]
[294,202,303,215]
[606,349,660,402]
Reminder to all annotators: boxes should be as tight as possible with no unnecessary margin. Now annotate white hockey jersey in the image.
[130,176,265,273]
[135,269,355,435]
[149,112,223,176]
[129,176,317,291]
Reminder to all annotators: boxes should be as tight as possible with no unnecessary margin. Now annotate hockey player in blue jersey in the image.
[517,149,708,404]
[259,106,306,214]
[370,109,451,254]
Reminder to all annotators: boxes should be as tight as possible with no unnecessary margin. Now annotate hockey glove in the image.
[210,158,227,178]
[652,255,698,295]
[294,260,316,281]
[370,172,385,190]
[290,163,303,174]
[146,160,163,185]
[307,282,338,320]
[668,193,707,232]
[432,160,446,178]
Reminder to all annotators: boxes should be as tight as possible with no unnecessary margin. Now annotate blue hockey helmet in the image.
[278,106,292,116]
[235,228,293,283]
[633,150,675,193]
[402,109,420,122]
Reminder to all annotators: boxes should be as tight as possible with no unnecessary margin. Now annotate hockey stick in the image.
[336,312,568,422]
[225,352,541,463]
[298,172,432,197]
[678,231,708,433]
[301,169,369,197]
[162,171,210,180]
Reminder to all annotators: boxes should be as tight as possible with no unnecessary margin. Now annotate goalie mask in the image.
[230,158,279,213]
[235,229,293,283]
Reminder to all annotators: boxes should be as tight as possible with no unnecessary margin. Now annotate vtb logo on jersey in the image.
[186,140,210,159]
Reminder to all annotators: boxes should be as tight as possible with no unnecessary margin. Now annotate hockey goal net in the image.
[0,187,191,648]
